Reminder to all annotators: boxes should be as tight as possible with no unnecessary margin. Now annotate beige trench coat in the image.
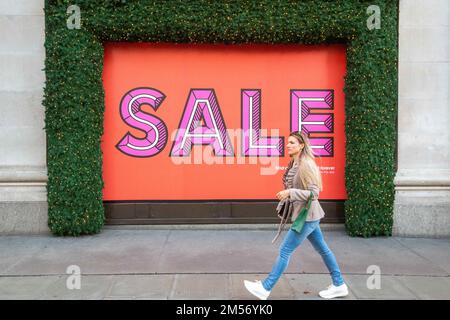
[276,171,325,222]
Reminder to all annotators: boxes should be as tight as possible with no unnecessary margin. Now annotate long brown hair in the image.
[282,131,323,190]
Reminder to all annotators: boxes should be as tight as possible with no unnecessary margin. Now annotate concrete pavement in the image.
[0,225,449,300]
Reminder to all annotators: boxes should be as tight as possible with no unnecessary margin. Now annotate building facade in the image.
[0,0,449,237]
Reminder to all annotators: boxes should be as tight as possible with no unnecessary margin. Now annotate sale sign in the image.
[102,43,347,200]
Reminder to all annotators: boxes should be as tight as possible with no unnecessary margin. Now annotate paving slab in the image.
[107,275,174,299]
[156,229,343,274]
[320,231,448,276]
[0,275,59,299]
[0,235,47,274]
[170,274,229,300]
[1,229,450,300]
[397,276,450,300]
[157,230,280,273]
[344,275,419,300]
[4,230,170,275]
[38,275,113,300]
[230,274,294,300]
[285,274,357,300]
[395,238,450,275]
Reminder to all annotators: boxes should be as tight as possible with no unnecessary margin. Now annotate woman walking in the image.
[244,131,349,300]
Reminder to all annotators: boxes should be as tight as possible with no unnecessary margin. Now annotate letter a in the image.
[170,89,234,157]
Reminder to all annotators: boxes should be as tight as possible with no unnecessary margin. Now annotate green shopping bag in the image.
[291,191,314,233]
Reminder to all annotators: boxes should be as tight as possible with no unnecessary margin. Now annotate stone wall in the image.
[394,0,450,237]
[0,0,49,234]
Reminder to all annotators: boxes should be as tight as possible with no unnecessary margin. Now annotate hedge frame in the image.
[44,0,398,236]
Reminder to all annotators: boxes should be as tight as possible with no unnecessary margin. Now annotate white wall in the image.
[394,0,450,237]
[0,0,48,234]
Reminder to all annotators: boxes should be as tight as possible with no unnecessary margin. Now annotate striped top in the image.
[284,162,299,189]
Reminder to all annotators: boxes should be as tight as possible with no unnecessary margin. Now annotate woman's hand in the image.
[276,189,290,201]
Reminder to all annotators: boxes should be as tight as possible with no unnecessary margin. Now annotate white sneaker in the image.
[243,280,271,300]
[319,283,349,299]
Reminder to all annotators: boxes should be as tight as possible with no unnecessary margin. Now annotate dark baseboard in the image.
[104,200,345,224]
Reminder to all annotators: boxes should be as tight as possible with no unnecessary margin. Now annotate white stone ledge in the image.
[0,166,47,182]
[395,169,450,187]
[0,167,47,203]
[395,186,450,192]
[395,189,450,206]
[0,184,47,202]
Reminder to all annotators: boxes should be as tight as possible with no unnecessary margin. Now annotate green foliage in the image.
[44,0,398,237]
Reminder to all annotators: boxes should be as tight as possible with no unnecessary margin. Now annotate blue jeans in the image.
[262,220,344,291]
